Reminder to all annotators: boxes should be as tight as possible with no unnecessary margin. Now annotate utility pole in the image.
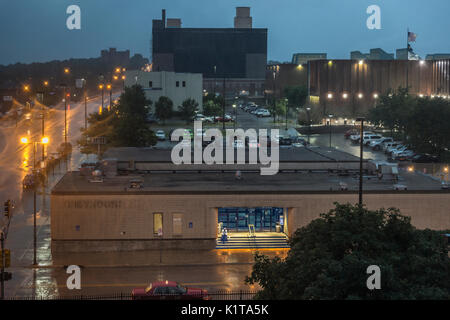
[64,87,67,144]
[1,230,5,300]
[357,117,365,207]
[222,77,226,132]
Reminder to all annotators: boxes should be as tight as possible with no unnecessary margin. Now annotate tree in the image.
[155,96,173,124]
[203,100,222,117]
[77,85,156,154]
[267,99,286,122]
[245,203,450,300]
[178,98,199,123]
[284,85,308,109]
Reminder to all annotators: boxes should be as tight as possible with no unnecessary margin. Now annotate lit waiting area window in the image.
[153,213,163,236]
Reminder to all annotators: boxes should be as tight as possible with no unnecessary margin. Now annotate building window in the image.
[149,81,153,88]
[176,81,179,87]
[182,81,186,87]
[153,213,163,236]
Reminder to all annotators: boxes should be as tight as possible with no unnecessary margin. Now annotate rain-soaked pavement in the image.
[1,100,447,299]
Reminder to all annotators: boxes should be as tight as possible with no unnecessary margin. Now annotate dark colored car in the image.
[411,154,439,163]
[132,281,210,300]
[279,137,293,146]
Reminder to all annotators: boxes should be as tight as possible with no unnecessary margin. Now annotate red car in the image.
[344,129,358,139]
[131,281,210,300]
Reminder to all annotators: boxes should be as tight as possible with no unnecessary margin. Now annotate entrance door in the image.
[237,208,248,232]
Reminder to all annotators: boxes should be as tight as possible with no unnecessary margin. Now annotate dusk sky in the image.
[1,0,449,65]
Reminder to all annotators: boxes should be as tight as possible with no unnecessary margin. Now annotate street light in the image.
[328,114,333,148]
[107,84,112,110]
[64,68,70,74]
[232,104,237,129]
[20,136,49,266]
[99,84,104,110]
[356,117,365,207]
[285,98,289,131]
[306,107,311,144]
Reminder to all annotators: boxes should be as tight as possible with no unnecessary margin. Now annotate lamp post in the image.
[232,104,237,129]
[107,84,112,111]
[285,98,289,131]
[20,136,49,266]
[99,84,104,110]
[328,114,333,148]
[356,117,365,207]
[306,107,311,144]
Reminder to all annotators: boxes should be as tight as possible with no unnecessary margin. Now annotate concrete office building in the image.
[50,147,450,252]
[350,48,394,60]
[307,59,450,114]
[151,8,267,98]
[124,70,203,112]
[292,53,327,65]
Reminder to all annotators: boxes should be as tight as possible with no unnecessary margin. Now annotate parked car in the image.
[279,137,293,147]
[344,129,358,139]
[132,281,209,300]
[411,154,440,163]
[155,130,166,141]
[388,145,408,156]
[350,131,374,143]
[370,137,393,150]
[22,174,36,189]
[193,113,206,121]
[362,134,383,146]
[256,109,271,117]
[393,150,415,161]
[382,141,402,153]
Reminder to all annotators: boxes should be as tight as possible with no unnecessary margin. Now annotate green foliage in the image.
[284,85,308,109]
[203,100,222,117]
[246,203,450,300]
[155,96,173,124]
[267,99,287,122]
[178,98,199,123]
[78,85,156,154]
[368,87,450,156]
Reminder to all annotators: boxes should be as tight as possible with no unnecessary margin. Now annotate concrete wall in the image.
[125,70,203,111]
[51,192,450,251]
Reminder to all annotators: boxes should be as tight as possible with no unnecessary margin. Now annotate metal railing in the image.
[6,290,257,301]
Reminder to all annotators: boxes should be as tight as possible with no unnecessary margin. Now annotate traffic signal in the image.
[0,249,11,268]
[4,200,11,218]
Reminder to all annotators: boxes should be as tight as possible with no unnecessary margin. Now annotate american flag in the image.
[408,31,417,42]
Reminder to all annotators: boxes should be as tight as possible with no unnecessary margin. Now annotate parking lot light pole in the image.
[357,117,365,207]
[306,107,311,144]
[328,114,333,148]
[21,137,49,266]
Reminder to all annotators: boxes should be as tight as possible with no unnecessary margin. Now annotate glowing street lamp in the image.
[64,68,70,74]
[20,135,50,266]
[23,85,30,92]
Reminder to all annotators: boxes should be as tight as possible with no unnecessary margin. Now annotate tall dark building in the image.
[151,8,267,98]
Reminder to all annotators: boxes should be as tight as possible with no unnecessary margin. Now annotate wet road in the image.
[0,93,119,298]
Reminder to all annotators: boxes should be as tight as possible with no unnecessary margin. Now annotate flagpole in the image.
[406,27,409,91]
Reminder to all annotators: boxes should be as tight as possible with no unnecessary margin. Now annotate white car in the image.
[388,145,408,156]
[155,130,166,141]
[362,134,383,145]
[349,131,374,143]
[392,150,415,160]
[194,114,206,121]
[383,141,402,152]
[370,137,393,150]
[257,109,271,117]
